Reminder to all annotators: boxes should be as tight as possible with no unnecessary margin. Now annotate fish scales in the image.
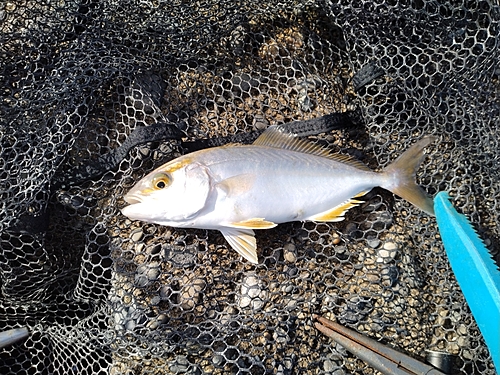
[190,145,380,225]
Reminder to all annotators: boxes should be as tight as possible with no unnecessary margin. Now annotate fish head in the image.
[121,158,212,225]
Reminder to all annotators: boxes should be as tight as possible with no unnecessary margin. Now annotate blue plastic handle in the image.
[434,192,500,372]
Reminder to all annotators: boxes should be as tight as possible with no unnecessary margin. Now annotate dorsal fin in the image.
[253,126,371,171]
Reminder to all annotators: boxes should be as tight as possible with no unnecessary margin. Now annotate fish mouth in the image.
[124,193,143,205]
[121,194,146,221]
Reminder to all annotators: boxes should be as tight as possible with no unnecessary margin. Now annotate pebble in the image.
[134,242,144,253]
[122,294,132,305]
[5,2,16,12]
[239,274,267,310]
[212,354,225,367]
[457,336,468,348]
[335,245,346,254]
[284,243,297,263]
[285,265,298,277]
[370,320,384,333]
[448,342,459,353]
[381,265,399,287]
[169,356,190,374]
[241,276,260,299]
[138,146,150,157]
[457,324,467,335]
[273,327,289,344]
[284,297,297,309]
[146,314,166,330]
[134,261,161,287]
[462,349,474,360]
[367,237,381,248]
[339,296,373,324]
[159,284,171,299]
[112,300,148,332]
[384,242,398,251]
[295,78,320,111]
[149,295,160,306]
[219,306,239,326]
[253,115,269,130]
[323,358,335,372]
[125,318,136,331]
[390,300,404,314]
[276,364,286,375]
[108,365,126,375]
[376,242,398,263]
[113,311,125,326]
[328,344,347,360]
[180,275,206,310]
[280,355,295,372]
[130,228,144,242]
[281,283,294,294]
[323,294,337,309]
[165,245,198,267]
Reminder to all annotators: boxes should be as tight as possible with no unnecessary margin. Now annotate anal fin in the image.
[228,218,277,229]
[307,198,364,222]
[220,228,258,264]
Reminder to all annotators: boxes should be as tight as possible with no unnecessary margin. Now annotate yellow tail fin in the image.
[381,137,437,216]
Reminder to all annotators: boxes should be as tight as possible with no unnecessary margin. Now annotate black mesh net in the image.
[1,0,499,374]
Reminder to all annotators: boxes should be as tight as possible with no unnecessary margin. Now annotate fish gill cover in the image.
[0,0,499,374]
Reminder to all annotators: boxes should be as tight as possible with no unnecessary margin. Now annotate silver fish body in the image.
[162,146,378,226]
[122,126,436,263]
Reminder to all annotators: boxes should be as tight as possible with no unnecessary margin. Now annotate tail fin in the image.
[381,136,437,216]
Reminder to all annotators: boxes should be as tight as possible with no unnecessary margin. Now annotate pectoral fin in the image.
[217,174,256,197]
[220,228,258,264]
[307,198,364,222]
[228,218,277,229]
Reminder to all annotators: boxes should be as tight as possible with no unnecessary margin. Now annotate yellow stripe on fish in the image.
[122,126,437,264]
[228,218,278,229]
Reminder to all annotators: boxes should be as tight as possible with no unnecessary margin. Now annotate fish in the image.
[122,126,436,264]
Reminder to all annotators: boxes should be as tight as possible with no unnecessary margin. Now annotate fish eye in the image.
[152,173,171,190]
